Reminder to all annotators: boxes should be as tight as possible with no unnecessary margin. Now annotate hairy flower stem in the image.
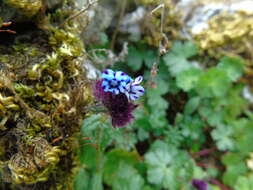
[95,127,103,172]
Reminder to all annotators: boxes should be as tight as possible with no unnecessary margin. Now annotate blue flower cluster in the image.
[101,69,144,101]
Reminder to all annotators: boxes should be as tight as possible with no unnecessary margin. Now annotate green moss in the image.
[4,0,42,18]
[0,0,92,188]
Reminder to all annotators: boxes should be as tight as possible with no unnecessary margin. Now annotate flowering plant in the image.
[93,69,144,127]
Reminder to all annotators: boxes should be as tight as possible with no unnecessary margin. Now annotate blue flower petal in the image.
[125,91,130,99]
[107,88,114,93]
[102,80,108,86]
[113,88,120,95]
[120,81,127,87]
[115,71,125,80]
[132,76,143,85]
[125,77,133,84]
[118,84,125,93]
[102,69,114,80]
[101,69,140,96]
[102,80,110,92]
[131,85,145,96]
[124,76,144,101]
[129,94,138,101]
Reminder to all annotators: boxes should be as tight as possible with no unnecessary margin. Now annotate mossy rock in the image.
[0,0,93,189]
[0,0,64,23]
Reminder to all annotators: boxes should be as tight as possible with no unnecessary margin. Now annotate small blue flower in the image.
[125,76,145,101]
[94,70,145,127]
[101,69,132,95]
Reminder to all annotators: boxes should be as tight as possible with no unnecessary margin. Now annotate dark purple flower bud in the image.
[93,80,137,127]
[192,179,208,190]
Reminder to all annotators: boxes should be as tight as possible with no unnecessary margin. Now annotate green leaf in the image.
[222,153,247,186]
[146,78,169,130]
[73,168,103,190]
[104,149,140,186]
[127,46,143,71]
[177,114,205,141]
[149,111,168,129]
[217,56,244,82]
[137,128,150,141]
[206,167,219,178]
[79,114,103,168]
[111,162,144,190]
[198,102,223,126]
[171,41,198,58]
[211,125,235,151]
[163,41,198,76]
[78,144,97,168]
[143,49,157,68]
[164,55,192,76]
[184,96,201,115]
[74,168,90,190]
[81,114,102,136]
[109,129,137,150]
[196,68,231,98]
[147,78,169,96]
[145,148,173,168]
[145,148,176,189]
[176,68,203,91]
[165,126,183,147]
[219,85,247,121]
[235,174,253,190]
[233,119,253,155]
[146,79,169,113]
[145,140,194,190]
[103,149,143,190]
[142,186,154,190]
[131,109,152,138]
[147,94,168,111]
[192,166,207,179]
[90,172,103,190]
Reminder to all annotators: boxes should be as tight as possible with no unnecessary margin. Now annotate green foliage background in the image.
[74,39,253,190]
[1,0,252,189]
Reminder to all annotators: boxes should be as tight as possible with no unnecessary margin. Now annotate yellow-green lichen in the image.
[194,11,253,62]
